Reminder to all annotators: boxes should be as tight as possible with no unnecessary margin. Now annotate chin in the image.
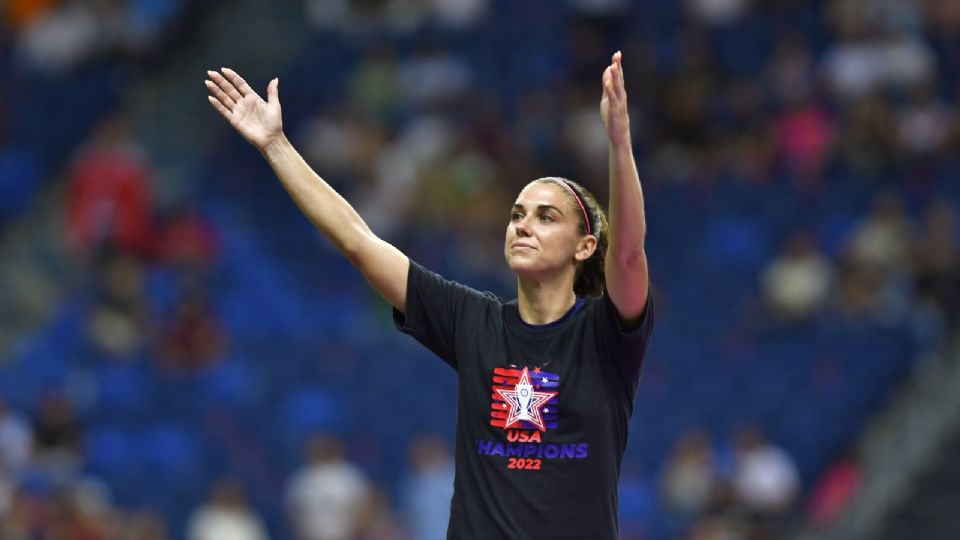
[506,256,540,276]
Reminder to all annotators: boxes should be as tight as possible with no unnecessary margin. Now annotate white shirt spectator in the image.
[286,439,372,540]
[189,479,268,540]
[762,235,834,320]
[733,429,800,514]
[188,507,268,540]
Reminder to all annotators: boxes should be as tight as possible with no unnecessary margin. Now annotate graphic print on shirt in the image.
[477,365,589,470]
[490,366,559,431]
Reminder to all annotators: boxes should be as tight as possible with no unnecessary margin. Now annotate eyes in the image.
[511,211,555,224]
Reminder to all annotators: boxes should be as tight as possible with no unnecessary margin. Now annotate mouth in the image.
[511,242,535,251]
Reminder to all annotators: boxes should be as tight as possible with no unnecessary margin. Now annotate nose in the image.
[514,215,532,237]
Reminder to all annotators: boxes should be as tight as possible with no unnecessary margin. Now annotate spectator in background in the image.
[686,0,749,26]
[761,233,834,322]
[836,191,913,322]
[661,429,720,516]
[0,488,44,538]
[347,43,401,121]
[768,33,835,188]
[846,191,913,278]
[43,480,117,540]
[15,0,101,73]
[155,285,227,375]
[356,489,409,540]
[303,0,383,36]
[835,95,900,177]
[303,0,488,36]
[14,0,181,73]
[187,478,267,540]
[154,198,221,271]
[285,434,372,540]
[401,435,454,540]
[66,115,154,261]
[0,399,33,473]
[913,200,960,332]
[821,1,934,101]
[684,514,746,540]
[31,393,83,478]
[896,82,954,161]
[430,0,489,30]
[87,252,148,360]
[122,510,170,540]
[397,41,473,110]
[730,427,799,518]
[772,92,835,189]
[806,448,861,527]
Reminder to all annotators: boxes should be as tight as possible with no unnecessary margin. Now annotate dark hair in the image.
[537,177,608,297]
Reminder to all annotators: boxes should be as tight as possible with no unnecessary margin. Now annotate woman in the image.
[205,51,653,539]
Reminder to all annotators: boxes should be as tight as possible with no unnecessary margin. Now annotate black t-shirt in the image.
[393,260,654,540]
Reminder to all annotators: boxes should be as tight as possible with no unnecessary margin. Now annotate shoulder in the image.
[408,260,504,305]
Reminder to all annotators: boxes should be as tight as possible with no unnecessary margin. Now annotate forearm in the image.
[261,133,372,256]
[205,68,410,309]
[606,138,646,265]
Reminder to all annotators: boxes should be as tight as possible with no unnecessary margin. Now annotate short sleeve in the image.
[599,292,654,399]
[392,259,497,370]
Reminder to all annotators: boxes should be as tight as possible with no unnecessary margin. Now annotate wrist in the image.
[609,132,633,153]
[260,132,290,161]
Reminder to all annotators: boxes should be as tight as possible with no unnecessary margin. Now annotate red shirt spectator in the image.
[806,453,861,526]
[155,201,220,270]
[66,117,154,259]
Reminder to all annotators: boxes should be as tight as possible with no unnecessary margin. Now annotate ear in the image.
[574,235,598,263]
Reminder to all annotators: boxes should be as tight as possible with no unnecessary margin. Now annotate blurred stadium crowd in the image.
[1,0,960,539]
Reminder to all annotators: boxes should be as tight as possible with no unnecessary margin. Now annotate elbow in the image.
[608,234,647,270]
[338,226,372,265]
[613,248,646,271]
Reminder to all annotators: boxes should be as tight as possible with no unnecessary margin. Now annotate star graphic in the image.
[496,367,557,431]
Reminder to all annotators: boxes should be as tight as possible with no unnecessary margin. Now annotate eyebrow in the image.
[512,203,565,215]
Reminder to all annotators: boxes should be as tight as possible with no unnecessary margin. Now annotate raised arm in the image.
[600,52,650,325]
[205,68,409,311]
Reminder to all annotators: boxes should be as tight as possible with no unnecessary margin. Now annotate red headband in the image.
[556,180,592,236]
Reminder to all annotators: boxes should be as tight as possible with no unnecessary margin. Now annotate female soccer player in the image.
[205,51,652,539]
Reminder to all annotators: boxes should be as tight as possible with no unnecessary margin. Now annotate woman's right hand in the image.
[205,68,283,153]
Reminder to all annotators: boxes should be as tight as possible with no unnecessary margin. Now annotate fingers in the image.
[207,95,231,119]
[208,69,243,104]
[606,51,626,102]
[222,67,256,99]
[205,78,235,112]
[615,51,625,90]
[603,74,616,100]
[602,65,614,89]
[267,78,279,107]
[602,66,620,106]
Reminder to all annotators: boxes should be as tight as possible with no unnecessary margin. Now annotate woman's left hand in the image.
[601,51,631,148]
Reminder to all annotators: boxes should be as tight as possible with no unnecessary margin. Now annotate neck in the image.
[516,273,577,325]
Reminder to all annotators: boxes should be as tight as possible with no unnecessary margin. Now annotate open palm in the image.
[205,68,282,152]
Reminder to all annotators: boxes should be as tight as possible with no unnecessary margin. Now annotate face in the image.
[504,181,596,279]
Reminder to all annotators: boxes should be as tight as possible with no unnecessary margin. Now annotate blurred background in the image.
[1,0,959,539]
